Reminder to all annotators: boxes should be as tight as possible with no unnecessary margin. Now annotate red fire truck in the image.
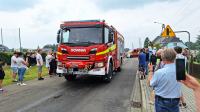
[56,20,124,82]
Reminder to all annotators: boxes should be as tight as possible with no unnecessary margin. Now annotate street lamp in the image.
[154,21,165,33]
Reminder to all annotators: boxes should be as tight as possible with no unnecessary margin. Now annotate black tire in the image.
[104,63,113,83]
[117,66,121,72]
[65,75,76,81]
[117,58,123,72]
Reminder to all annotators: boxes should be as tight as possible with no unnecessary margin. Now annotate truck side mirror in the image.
[57,29,61,43]
[108,33,114,43]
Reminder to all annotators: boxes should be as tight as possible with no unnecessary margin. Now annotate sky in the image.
[0,0,200,49]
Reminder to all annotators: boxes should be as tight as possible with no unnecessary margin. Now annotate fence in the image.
[190,63,200,79]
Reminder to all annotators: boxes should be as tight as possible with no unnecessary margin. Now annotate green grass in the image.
[193,61,200,64]
[3,65,48,86]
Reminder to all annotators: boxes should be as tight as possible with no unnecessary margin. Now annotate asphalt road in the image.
[0,58,138,112]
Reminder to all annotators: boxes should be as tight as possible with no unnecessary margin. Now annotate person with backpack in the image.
[138,48,146,79]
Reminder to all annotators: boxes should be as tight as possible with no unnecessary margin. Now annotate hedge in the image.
[0,52,12,65]
[0,52,47,66]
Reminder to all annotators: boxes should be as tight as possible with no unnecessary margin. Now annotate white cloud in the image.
[0,0,199,49]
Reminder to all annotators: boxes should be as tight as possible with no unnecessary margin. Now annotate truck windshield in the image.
[62,27,103,44]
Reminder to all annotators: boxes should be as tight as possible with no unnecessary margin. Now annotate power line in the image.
[175,4,200,26]
[173,0,193,25]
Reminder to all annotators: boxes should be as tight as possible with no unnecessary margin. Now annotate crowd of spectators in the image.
[137,47,200,112]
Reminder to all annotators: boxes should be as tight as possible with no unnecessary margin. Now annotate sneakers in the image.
[17,83,27,86]
[179,103,187,108]
[182,103,187,108]
[38,77,44,80]
[149,101,154,105]
[20,83,27,86]
[17,83,20,85]
[12,79,18,82]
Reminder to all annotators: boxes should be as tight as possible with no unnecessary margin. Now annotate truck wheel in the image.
[117,67,121,72]
[65,75,76,81]
[117,58,123,72]
[104,63,113,83]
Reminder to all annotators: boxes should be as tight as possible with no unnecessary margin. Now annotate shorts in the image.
[0,70,5,80]
[139,65,145,72]
[37,66,43,73]
[11,67,18,74]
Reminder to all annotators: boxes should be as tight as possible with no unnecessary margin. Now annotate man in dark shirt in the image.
[150,53,157,72]
[145,48,150,75]
[138,49,146,79]
[0,59,5,91]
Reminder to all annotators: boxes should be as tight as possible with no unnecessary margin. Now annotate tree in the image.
[43,44,58,51]
[195,35,200,50]
[185,42,196,50]
[154,43,161,50]
[144,37,150,48]
[148,41,154,49]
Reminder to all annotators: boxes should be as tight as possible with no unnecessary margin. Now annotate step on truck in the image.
[56,20,124,82]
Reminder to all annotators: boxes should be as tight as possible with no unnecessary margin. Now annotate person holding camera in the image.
[148,48,181,112]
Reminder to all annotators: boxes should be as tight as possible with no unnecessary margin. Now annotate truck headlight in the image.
[95,62,104,68]
[61,48,68,54]
[89,48,97,54]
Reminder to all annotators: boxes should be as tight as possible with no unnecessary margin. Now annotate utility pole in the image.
[1,28,3,45]
[19,28,22,52]
[132,42,134,50]
[139,38,142,48]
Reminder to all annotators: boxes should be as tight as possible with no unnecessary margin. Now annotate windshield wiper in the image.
[62,42,76,44]
[78,41,98,44]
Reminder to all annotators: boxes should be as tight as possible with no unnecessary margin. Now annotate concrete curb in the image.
[130,73,142,112]
[139,79,147,112]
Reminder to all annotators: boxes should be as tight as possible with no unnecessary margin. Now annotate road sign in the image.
[161,25,176,38]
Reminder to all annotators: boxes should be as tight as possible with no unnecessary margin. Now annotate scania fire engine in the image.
[56,20,124,82]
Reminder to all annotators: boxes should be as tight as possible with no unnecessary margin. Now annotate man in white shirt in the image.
[45,49,53,76]
[11,52,18,82]
[174,46,187,108]
[36,49,44,80]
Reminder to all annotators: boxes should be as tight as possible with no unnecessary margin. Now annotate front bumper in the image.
[56,67,106,76]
